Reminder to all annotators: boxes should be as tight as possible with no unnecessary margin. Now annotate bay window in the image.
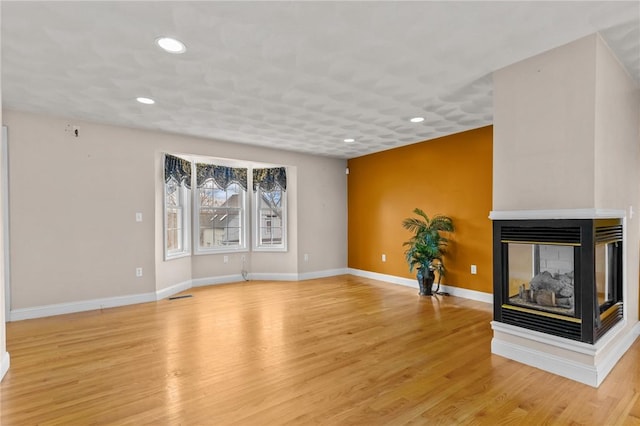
[163,155,288,258]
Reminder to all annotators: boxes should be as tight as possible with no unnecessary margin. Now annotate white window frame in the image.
[164,174,191,261]
[252,184,287,252]
[194,177,248,255]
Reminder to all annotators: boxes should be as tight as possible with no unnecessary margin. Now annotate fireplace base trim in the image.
[491,320,638,387]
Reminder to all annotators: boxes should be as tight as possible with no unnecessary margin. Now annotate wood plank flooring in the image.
[2,275,640,425]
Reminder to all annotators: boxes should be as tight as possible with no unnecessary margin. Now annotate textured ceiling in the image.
[2,1,639,159]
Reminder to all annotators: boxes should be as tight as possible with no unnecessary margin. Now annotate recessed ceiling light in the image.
[410,117,425,123]
[136,97,155,105]
[156,37,186,54]
[344,138,355,143]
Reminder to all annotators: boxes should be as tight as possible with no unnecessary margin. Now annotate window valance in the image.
[196,163,248,190]
[253,167,287,192]
[164,154,192,189]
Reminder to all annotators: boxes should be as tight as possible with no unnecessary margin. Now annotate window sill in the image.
[165,251,191,261]
[252,247,288,253]
[194,248,249,256]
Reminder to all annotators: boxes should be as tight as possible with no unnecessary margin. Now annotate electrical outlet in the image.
[471,264,477,275]
[223,255,229,264]
[136,267,143,277]
[135,212,143,222]
[304,253,309,262]
[382,254,386,262]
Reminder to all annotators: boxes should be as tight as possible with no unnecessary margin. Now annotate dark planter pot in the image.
[416,268,435,296]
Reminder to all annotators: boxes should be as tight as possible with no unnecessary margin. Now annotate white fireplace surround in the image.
[489,208,626,221]
[489,208,638,387]
[490,320,639,387]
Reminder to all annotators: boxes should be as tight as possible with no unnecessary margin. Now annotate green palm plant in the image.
[402,208,454,296]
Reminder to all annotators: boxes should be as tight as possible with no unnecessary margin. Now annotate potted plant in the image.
[402,208,454,296]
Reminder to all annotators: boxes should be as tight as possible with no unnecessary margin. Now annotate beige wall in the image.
[493,35,597,210]
[297,159,348,274]
[594,35,640,211]
[0,0,8,379]
[4,110,347,310]
[6,112,156,308]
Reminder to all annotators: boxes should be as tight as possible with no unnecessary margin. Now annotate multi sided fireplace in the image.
[493,218,623,344]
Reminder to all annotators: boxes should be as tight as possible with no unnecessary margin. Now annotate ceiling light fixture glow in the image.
[136,97,155,105]
[156,37,186,54]
[410,117,425,123]
[344,138,355,143]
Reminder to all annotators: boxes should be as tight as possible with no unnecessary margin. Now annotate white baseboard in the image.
[9,292,157,321]
[439,284,494,304]
[191,274,245,287]
[298,268,349,281]
[348,268,419,288]
[0,351,9,382]
[177,269,349,287]
[247,272,300,281]
[9,275,247,321]
[191,271,347,287]
[11,267,486,321]
[155,280,192,300]
[347,268,493,304]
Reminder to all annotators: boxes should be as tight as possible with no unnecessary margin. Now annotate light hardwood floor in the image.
[2,275,640,425]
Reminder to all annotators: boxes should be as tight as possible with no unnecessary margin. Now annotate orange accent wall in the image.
[347,126,493,293]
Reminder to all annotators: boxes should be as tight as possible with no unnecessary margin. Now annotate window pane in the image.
[260,218,283,245]
[259,189,282,209]
[213,188,228,206]
[200,228,215,248]
[199,207,214,248]
[167,209,178,229]
[256,186,285,249]
[166,188,185,254]
[197,179,245,250]
[215,210,230,227]
[200,184,214,207]
[166,182,178,206]
[226,192,241,208]
[167,229,178,251]
[175,229,183,251]
[199,208,215,228]
[226,227,241,244]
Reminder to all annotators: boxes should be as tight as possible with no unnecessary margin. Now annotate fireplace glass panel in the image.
[595,244,606,307]
[507,243,575,316]
[595,241,620,312]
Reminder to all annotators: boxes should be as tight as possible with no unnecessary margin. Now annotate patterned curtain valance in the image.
[164,154,192,189]
[196,163,248,191]
[253,167,287,192]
